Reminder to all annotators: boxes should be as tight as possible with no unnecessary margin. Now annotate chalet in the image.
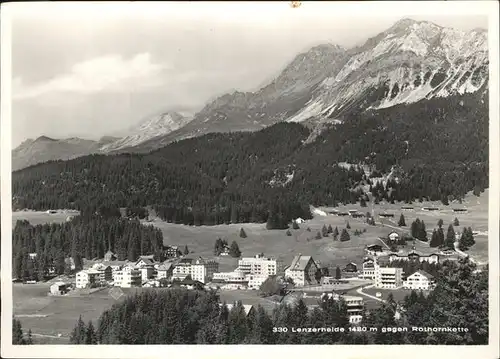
[348,210,358,214]
[453,208,468,213]
[379,213,395,218]
[403,270,436,290]
[104,250,117,262]
[401,206,414,211]
[50,282,70,295]
[388,249,439,264]
[136,256,155,267]
[321,293,364,323]
[284,254,319,287]
[351,212,364,218]
[361,258,376,279]
[344,262,358,273]
[28,253,37,260]
[91,263,113,282]
[337,212,349,217]
[422,207,439,211]
[46,210,57,214]
[156,262,174,280]
[388,231,399,242]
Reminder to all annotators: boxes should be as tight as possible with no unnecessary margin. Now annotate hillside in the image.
[12,89,488,226]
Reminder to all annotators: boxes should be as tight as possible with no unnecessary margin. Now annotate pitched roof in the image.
[288,255,314,271]
[415,270,434,280]
[137,257,155,266]
[157,262,173,271]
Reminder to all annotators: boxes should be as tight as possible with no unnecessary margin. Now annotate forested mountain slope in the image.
[12,90,488,226]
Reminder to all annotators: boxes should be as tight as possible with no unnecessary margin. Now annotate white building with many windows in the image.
[76,269,101,289]
[403,270,436,290]
[237,253,284,276]
[374,265,403,289]
[190,257,219,284]
[113,266,142,288]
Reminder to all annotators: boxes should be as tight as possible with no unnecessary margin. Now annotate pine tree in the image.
[453,217,460,226]
[437,227,445,247]
[322,224,328,237]
[398,214,406,227]
[445,224,456,249]
[340,229,350,242]
[333,226,339,240]
[437,219,444,229]
[429,230,440,248]
[26,329,33,345]
[183,245,189,255]
[418,220,427,242]
[335,266,342,279]
[327,224,333,234]
[70,315,87,344]
[12,318,25,344]
[214,238,222,256]
[315,231,322,240]
[458,229,469,251]
[85,321,98,344]
[229,241,241,258]
[346,221,351,229]
[286,229,292,236]
[306,227,311,232]
[239,228,247,238]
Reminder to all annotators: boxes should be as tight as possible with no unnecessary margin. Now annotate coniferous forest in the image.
[12,216,163,281]
[12,92,488,227]
[68,258,487,345]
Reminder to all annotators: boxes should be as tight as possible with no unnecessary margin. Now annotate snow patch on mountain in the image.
[286,100,324,123]
[100,112,192,152]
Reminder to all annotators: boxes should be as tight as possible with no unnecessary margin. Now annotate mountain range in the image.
[12,18,488,170]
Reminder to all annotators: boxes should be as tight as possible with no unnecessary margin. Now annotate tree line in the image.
[68,258,487,345]
[12,216,163,281]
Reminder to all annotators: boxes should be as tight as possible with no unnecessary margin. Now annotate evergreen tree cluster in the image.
[410,219,428,241]
[458,227,475,251]
[229,241,241,258]
[430,227,446,248]
[67,258,487,345]
[12,216,163,281]
[213,238,228,256]
[12,318,33,345]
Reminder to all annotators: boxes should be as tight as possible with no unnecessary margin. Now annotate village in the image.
[44,209,464,324]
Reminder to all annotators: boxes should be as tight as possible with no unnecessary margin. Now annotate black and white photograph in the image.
[1,1,499,358]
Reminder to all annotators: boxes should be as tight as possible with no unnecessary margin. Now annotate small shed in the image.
[50,282,70,295]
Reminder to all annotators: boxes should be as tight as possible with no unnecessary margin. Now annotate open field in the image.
[13,283,120,344]
[12,210,79,226]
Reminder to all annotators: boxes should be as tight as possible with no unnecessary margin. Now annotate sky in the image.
[6,2,488,148]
